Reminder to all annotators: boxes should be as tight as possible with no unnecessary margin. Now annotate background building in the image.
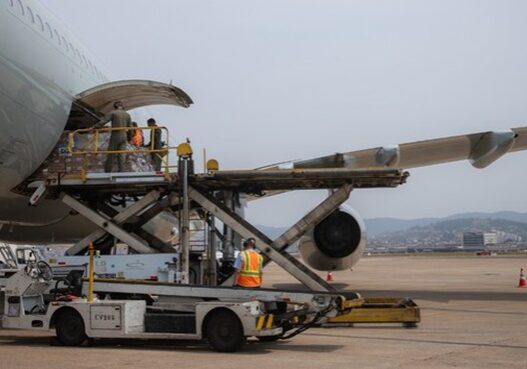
[462,232,484,249]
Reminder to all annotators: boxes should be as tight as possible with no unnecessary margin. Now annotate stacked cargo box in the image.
[31,131,156,179]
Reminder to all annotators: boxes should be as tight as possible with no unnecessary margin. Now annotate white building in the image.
[484,232,498,245]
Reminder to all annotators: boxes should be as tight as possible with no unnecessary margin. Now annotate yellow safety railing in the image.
[67,126,175,180]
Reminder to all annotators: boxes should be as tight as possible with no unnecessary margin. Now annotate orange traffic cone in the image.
[326,272,334,282]
[519,268,526,288]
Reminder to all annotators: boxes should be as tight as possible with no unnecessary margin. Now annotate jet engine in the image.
[298,206,366,271]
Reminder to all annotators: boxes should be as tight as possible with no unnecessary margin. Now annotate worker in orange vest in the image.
[130,122,144,148]
[233,238,263,288]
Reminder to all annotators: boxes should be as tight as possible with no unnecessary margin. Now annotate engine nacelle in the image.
[298,206,366,271]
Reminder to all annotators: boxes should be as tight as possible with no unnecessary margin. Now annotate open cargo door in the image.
[66,80,193,129]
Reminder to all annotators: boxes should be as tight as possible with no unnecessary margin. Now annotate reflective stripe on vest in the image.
[238,250,263,287]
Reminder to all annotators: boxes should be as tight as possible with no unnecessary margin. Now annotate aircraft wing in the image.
[266,127,527,171]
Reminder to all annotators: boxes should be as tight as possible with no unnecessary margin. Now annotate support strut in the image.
[61,194,156,254]
[188,186,352,292]
[222,184,352,285]
[66,190,161,255]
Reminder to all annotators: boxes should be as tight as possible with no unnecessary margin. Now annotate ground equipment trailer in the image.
[1,264,348,352]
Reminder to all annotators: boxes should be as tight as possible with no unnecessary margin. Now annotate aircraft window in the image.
[62,37,68,50]
[26,6,33,23]
[45,22,52,38]
[35,14,43,31]
[54,30,61,44]
[16,0,24,15]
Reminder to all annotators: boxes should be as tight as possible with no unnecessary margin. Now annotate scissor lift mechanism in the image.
[30,162,419,327]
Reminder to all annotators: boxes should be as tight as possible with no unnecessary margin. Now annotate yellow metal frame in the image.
[328,297,421,326]
[67,126,173,180]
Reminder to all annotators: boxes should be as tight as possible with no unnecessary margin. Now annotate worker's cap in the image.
[147,118,156,124]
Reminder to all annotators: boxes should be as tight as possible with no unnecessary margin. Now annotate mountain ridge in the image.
[371,217,527,245]
[256,211,527,238]
[366,211,527,236]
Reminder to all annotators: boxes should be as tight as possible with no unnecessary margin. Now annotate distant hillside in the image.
[365,217,437,235]
[365,211,527,236]
[371,218,527,245]
[257,211,527,238]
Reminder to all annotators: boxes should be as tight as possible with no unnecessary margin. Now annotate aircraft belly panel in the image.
[0,197,95,243]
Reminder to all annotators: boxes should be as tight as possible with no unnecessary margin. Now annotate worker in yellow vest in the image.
[233,238,263,288]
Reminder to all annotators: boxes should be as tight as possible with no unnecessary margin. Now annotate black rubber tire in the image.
[257,335,281,342]
[55,310,87,346]
[206,310,246,352]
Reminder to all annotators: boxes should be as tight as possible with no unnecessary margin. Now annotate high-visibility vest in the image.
[131,129,143,147]
[237,250,263,287]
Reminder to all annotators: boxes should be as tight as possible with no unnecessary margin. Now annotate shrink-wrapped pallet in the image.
[31,131,157,179]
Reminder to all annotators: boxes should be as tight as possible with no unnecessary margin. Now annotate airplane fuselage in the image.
[0,0,106,242]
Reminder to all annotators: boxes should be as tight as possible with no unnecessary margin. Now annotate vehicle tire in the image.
[257,335,281,342]
[55,309,87,346]
[206,310,246,352]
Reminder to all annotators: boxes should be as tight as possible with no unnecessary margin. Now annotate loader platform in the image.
[326,297,420,327]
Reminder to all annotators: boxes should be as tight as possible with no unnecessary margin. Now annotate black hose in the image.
[279,305,335,340]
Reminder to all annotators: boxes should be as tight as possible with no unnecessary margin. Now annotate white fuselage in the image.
[0,0,107,242]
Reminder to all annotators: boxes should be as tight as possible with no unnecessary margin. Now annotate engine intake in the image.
[298,207,366,271]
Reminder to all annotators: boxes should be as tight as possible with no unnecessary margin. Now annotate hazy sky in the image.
[45,0,527,227]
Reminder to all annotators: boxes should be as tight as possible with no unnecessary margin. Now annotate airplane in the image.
[1,0,526,276]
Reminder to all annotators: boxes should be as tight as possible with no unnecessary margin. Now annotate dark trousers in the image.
[151,152,162,171]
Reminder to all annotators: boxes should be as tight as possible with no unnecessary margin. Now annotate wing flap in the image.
[511,127,527,152]
[290,127,526,171]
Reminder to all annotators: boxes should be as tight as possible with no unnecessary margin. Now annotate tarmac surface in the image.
[1,255,526,369]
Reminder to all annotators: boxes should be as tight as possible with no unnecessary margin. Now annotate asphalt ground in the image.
[1,255,526,369]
